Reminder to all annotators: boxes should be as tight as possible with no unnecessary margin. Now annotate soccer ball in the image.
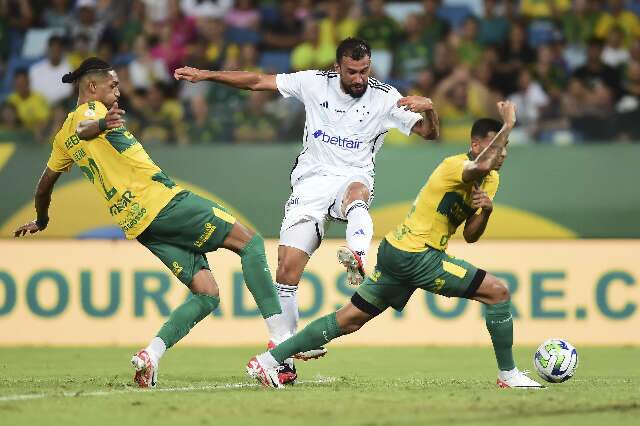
[533,338,578,383]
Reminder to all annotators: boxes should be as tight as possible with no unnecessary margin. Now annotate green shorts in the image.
[136,191,237,285]
[353,238,485,314]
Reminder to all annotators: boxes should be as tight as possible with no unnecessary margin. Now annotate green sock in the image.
[270,312,341,363]
[239,234,282,318]
[485,300,515,371]
[157,294,219,348]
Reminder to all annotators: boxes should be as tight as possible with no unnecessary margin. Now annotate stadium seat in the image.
[259,51,291,74]
[437,5,473,29]
[628,1,640,16]
[528,20,559,48]
[371,49,393,81]
[21,28,64,58]
[259,5,279,25]
[225,27,260,45]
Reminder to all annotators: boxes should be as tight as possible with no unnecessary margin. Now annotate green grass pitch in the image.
[0,346,638,426]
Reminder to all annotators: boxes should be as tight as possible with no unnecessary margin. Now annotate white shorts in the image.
[279,173,374,255]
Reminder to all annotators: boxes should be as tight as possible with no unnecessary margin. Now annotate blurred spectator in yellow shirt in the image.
[291,20,335,71]
[433,68,490,143]
[6,70,50,140]
[595,0,640,46]
[520,0,571,19]
[318,0,359,50]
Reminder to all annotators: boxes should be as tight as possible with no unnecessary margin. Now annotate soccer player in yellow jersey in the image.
[13,58,293,388]
[247,101,544,389]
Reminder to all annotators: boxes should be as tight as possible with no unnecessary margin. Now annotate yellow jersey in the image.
[386,153,499,252]
[47,101,183,239]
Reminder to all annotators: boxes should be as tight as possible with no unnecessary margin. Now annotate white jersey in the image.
[276,70,422,185]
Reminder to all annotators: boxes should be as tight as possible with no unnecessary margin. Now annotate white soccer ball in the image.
[533,338,578,383]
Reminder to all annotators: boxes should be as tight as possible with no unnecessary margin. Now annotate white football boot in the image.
[246,356,283,389]
[131,349,158,388]
[496,368,544,389]
[337,246,365,286]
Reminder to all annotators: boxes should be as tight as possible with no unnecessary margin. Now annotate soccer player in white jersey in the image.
[174,38,439,382]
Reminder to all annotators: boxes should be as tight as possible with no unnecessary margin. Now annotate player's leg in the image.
[247,239,412,388]
[333,177,374,286]
[221,220,286,341]
[247,299,379,388]
[420,251,542,388]
[277,222,329,361]
[132,242,220,388]
[470,273,542,388]
[274,243,309,342]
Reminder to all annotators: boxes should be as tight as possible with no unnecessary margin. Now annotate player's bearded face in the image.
[95,70,120,108]
[337,56,371,98]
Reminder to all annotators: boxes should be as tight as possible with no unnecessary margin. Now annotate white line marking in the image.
[0,377,336,403]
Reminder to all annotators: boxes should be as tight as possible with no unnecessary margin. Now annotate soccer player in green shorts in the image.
[247,101,543,389]
[13,58,293,388]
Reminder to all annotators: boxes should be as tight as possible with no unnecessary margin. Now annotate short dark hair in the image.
[336,37,371,64]
[14,69,29,79]
[62,57,112,83]
[48,35,65,48]
[471,118,502,139]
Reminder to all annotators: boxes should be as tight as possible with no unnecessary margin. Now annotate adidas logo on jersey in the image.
[320,101,329,108]
[313,129,363,150]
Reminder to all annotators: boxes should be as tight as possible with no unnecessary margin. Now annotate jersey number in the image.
[80,157,117,200]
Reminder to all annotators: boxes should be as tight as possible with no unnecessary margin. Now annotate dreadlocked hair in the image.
[62,57,112,84]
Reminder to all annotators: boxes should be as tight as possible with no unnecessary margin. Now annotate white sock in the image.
[145,337,166,367]
[265,312,292,344]
[273,282,299,343]
[345,200,373,266]
[257,351,279,369]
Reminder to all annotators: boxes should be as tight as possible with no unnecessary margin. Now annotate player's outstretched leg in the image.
[338,182,372,286]
[247,302,374,388]
[472,274,543,389]
[132,269,220,388]
[224,222,301,383]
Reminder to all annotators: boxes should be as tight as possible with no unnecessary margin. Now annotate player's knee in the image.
[276,257,302,285]
[343,183,370,212]
[489,277,510,304]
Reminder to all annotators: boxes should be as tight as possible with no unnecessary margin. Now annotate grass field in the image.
[0,346,638,426]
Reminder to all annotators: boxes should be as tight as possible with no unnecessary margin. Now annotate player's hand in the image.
[105,102,125,129]
[470,185,493,212]
[174,66,206,83]
[496,101,517,127]
[397,96,434,113]
[14,220,43,237]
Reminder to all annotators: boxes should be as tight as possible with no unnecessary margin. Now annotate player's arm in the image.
[174,66,278,91]
[13,167,62,237]
[76,102,125,140]
[463,184,493,243]
[462,101,516,183]
[397,96,439,140]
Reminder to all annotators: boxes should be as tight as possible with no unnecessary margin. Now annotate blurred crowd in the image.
[2,0,640,145]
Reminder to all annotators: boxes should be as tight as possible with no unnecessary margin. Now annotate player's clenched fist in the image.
[471,185,493,212]
[496,101,517,127]
[174,66,206,83]
[397,96,434,113]
[105,102,125,129]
